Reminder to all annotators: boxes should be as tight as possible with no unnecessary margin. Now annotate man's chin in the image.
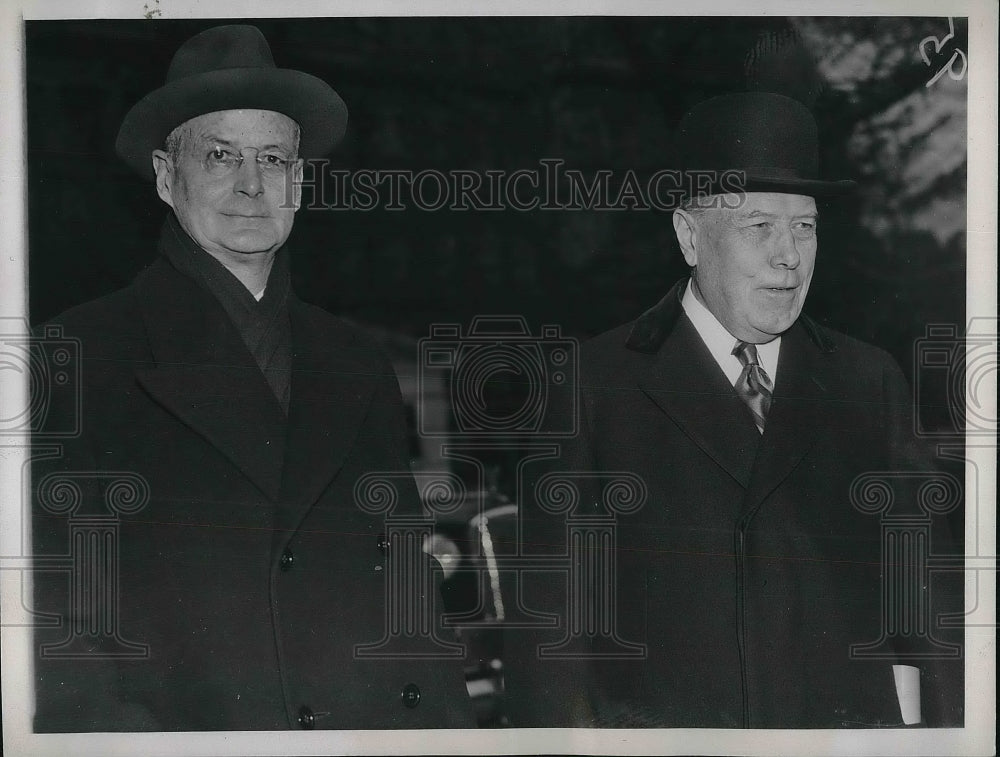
[218,233,282,256]
[749,308,804,340]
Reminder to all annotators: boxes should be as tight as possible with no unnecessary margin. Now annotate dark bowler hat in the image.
[116,25,348,180]
[674,91,854,197]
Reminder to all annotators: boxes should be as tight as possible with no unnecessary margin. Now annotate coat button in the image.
[401,683,420,709]
[280,548,294,572]
[297,705,315,729]
[377,533,389,554]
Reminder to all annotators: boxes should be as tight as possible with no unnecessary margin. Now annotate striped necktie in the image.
[732,341,773,433]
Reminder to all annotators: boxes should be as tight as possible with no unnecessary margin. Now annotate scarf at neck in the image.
[159,215,292,414]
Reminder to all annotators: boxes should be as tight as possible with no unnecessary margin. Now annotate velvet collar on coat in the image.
[624,278,837,356]
[620,278,840,508]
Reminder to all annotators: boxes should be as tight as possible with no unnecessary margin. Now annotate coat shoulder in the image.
[36,278,148,364]
[289,300,398,376]
[580,321,646,375]
[38,283,140,337]
[805,319,905,379]
[579,318,673,392]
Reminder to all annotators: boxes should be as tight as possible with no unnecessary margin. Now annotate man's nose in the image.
[233,151,264,197]
[770,226,801,269]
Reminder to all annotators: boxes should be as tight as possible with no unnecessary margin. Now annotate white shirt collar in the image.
[680,278,781,387]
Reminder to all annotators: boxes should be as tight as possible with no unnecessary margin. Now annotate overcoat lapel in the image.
[741,321,832,515]
[133,260,287,500]
[271,299,379,556]
[625,282,760,488]
[636,318,761,488]
[623,280,837,495]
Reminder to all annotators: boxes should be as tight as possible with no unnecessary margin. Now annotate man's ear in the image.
[672,208,699,268]
[151,150,175,209]
[290,158,303,212]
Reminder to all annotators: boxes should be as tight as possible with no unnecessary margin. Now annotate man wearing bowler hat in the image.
[510,91,962,728]
[32,25,472,731]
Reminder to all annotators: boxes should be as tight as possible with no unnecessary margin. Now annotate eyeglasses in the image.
[200,147,295,178]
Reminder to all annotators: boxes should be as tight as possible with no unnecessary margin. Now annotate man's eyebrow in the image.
[194,135,292,152]
[733,209,821,221]
[196,134,233,147]
[733,209,778,221]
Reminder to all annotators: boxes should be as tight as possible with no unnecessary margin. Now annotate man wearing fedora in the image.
[31,25,473,731]
[510,91,962,728]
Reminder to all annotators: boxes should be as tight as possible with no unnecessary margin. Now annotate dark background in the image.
[26,17,968,445]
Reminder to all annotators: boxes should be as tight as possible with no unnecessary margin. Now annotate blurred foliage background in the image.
[27,16,967,403]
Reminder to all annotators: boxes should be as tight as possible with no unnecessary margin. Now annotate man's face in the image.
[152,109,302,260]
[674,192,819,343]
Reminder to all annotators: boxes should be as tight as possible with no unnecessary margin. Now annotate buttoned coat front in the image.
[32,251,473,732]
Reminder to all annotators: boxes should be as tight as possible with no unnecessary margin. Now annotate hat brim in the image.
[116,67,348,180]
[741,174,856,197]
[684,170,856,200]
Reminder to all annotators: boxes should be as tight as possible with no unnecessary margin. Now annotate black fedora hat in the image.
[674,91,854,198]
[116,25,348,180]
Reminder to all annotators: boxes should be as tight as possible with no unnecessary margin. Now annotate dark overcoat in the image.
[507,281,962,729]
[31,249,473,731]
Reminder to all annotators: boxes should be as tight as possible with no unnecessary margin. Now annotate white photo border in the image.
[2,1,995,756]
